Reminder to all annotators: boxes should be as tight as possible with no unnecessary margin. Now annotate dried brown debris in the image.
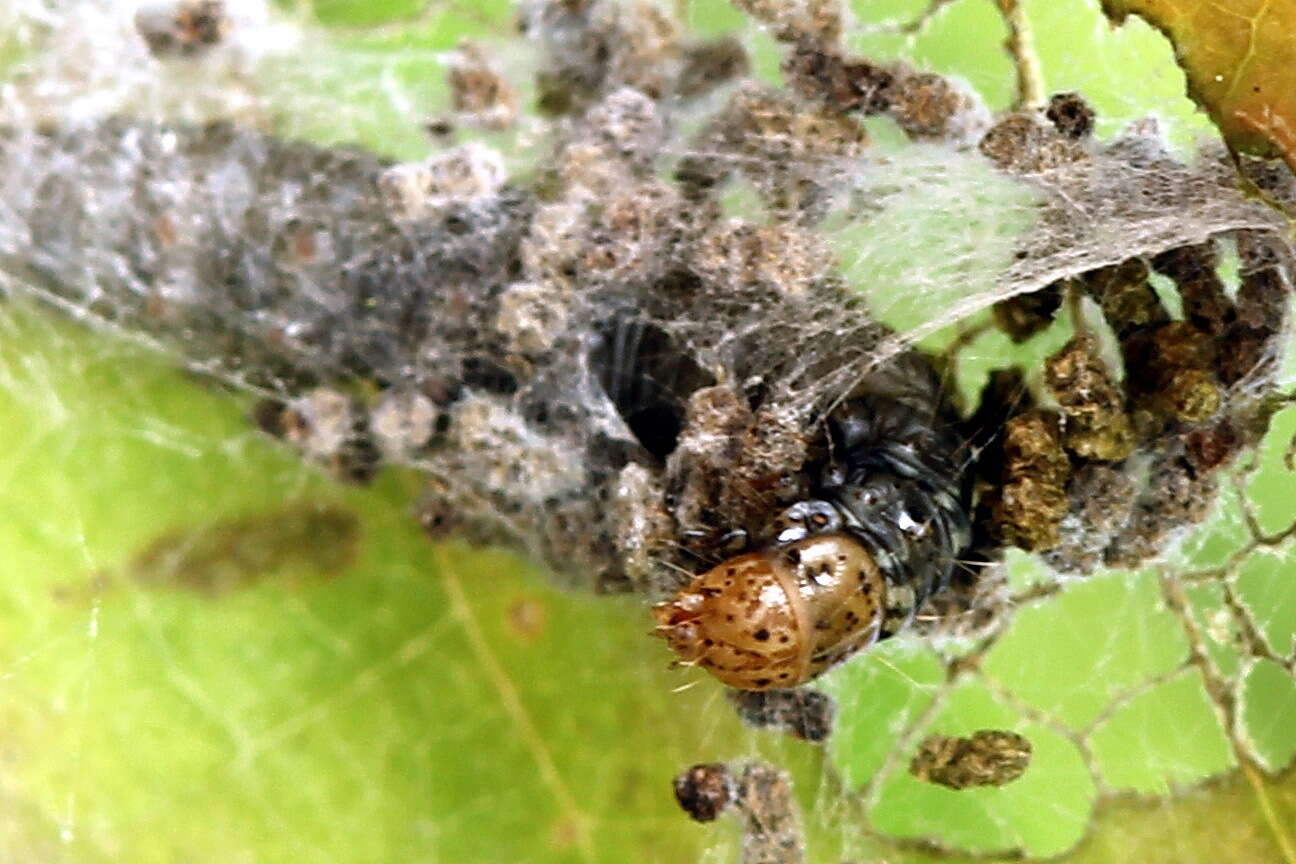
[726,687,835,741]
[1042,464,1138,574]
[1124,322,1222,423]
[612,462,675,589]
[1045,334,1135,461]
[1219,230,1293,384]
[910,729,1032,790]
[677,36,750,99]
[1081,258,1167,338]
[673,761,805,864]
[369,387,440,461]
[255,389,380,485]
[446,41,518,130]
[692,220,835,298]
[979,112,1088,173]
[781,45,896,114]
[524,0,681,114]
[886,65,990,144]
[731,0,843,45]
[674,763,735,823]
[1151,243,1234,337]
[666,386,759,547]
[136,0,229,58]
[1045,91,1095,139]
[610,0,681,98]
[582,181,683,284]
[735,763,805,864]
[681,84,868,216]
[1184,419,1243,474]
[989,409,1071,551]
[1103,452,1219,569]
[780,46,989,144]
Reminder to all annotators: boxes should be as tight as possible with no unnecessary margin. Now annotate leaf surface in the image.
[1101,0,1296,170]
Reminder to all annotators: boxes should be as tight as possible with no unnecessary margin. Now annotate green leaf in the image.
[0,307,782,863]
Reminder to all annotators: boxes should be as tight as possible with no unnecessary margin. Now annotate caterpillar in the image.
[654,384,973,691]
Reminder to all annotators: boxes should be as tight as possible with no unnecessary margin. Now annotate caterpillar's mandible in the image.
[654,390,972,690]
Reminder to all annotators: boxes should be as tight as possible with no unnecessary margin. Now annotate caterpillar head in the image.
[653,533,885,690]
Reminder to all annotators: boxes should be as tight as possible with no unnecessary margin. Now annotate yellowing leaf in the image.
[1101,0,1296,171]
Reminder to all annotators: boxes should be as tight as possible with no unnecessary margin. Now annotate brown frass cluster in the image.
[673,763,734,823]
[979,112,1088,172]
[988,410,1071,551]
[726,687,835,742]
[984,231,1288,570]
[674,762,805,864]
[445,41,519,131]
[1124,321,1222,423]
[1045,334,1135,462]
[135,0,229,58]
[909,729,1033,790]
[1045,91,1095,139]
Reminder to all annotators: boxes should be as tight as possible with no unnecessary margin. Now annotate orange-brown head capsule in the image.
[653,534,886,690]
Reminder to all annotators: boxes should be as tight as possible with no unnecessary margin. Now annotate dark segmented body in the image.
[820,390,972,637]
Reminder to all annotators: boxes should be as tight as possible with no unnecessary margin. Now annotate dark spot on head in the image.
[754,628,770,641]
[754,678,771,688]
